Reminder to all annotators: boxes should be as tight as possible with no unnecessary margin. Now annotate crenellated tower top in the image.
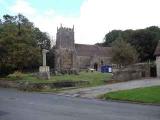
[56,24,75,49]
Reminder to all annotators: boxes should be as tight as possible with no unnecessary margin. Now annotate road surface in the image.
[60,78,160,98]
[0,88,160,120]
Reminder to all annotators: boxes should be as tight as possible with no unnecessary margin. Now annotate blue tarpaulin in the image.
[101,65,112,73]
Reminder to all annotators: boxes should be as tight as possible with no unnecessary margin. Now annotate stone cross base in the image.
[38,66,50,80]
[39,66,50,72]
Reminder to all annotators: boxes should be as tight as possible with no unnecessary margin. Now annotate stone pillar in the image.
[156,56,160,77]
[39,49,50,79]
[42,49,47,66]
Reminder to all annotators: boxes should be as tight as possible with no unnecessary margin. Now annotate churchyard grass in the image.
[101,86,160,104]
[53,72,112,87]
[5,71,112,87]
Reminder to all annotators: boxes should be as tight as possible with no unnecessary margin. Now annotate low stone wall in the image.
[0,80,18,88]
[113,63,150,81]
[0,80,89,91]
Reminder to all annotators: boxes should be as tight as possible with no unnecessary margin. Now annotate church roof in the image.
[75,44,112,57]
[154,40,160,56]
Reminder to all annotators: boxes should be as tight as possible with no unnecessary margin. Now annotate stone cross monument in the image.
[42,49,48,66]
[39,49,50,79]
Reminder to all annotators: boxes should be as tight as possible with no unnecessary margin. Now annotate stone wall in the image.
[113,63,150,81]
[55,48,77,72]
[77,56,91,69]
[156,56,160,77]
[0,80,89,91]
[77,55,111,70]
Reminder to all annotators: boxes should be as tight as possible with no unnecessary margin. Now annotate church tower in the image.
[55,25,78,72]
[56,25,75,49]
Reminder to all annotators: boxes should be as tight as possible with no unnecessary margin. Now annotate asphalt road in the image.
[0,88,160,120]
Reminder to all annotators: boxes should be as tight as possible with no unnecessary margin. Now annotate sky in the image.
[1,0,160,45]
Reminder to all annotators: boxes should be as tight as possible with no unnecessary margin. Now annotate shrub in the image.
[0,64,15,77]
[7,71,24,80]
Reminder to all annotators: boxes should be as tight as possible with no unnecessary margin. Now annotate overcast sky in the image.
[1,0,160,44]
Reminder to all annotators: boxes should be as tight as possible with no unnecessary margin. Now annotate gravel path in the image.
[59,78,160,98]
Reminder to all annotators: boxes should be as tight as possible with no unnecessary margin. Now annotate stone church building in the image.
[54,25,112,72]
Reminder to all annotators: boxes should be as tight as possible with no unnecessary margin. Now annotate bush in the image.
[0,64,15,77]
[7,71,24,80]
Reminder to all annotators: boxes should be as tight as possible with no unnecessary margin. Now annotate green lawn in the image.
[102,86,160,104]
[5,71,112,87]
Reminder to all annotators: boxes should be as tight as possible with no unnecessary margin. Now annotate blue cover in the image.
[101,65,112,73]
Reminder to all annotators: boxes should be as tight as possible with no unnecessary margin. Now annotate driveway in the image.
[0,88,160,120]
[60,78,160,98]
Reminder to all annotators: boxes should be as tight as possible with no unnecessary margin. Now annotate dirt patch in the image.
[105,79,128,84]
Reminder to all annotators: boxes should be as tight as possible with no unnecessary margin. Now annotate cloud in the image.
[0,0,10,10]
[10,0,36,16]
[75,0,160,44]
[8,0,160,45]
[0,0,4,4]
[9,0,77,45]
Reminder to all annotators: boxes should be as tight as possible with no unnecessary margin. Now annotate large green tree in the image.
[0,14,51,76]
[104,30,123,47]
[33,28,51,50]
[129,29,158,61]
[111,37,138,66]
[104,26,160,61]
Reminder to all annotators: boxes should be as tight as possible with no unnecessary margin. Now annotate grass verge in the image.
[101,86,160,104]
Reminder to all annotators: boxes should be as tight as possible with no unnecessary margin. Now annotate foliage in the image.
[0,64,15,77]
[102,86,160,104]
[0,14,51,76]
[104,30,123,47]
[129,28,159,61]
[111,37,138,66]
[33,28,51,50]
[0,44,13,76]
[7,71,24,80]
[104,26,160,61]
[46,47,55,68]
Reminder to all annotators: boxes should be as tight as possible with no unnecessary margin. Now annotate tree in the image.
[0,45,15,76]
[0,14,51,76]
[3,14,17,24]
[33,28,51,50]
[0,19,2,24]
[104,26,160,62]
[46,47,55,69]
[104,30,122,46]
[111,37,138,67]
[129,29,159,61]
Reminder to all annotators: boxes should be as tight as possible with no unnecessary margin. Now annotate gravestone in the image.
[39,49,50,79]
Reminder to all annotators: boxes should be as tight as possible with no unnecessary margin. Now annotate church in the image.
[54,25,112,72]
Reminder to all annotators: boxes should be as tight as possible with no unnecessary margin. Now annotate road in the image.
[0,88,160,120]
[60,78,160,98]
